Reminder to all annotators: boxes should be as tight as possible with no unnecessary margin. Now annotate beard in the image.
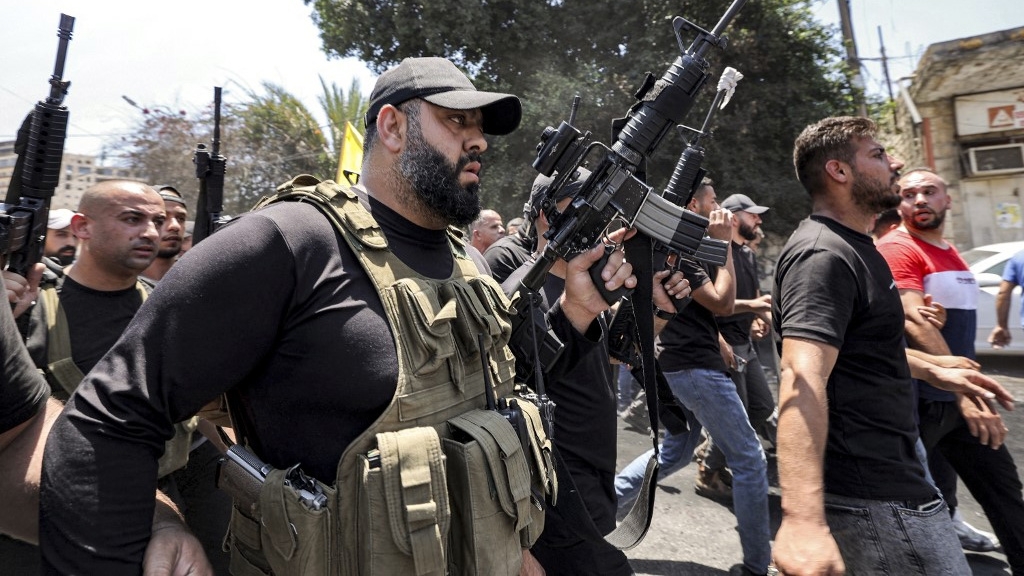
[851,170,900,213]
[398,125,482,227]
[50,246,76,266]
[157,245,182,259]
[905,208,945,232]
[738,220,759,242]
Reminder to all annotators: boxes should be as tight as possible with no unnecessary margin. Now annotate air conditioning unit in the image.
[968,143,1024,176]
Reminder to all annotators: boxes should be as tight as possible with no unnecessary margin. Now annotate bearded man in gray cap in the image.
[40,56,636,576]
[694,193,776,505]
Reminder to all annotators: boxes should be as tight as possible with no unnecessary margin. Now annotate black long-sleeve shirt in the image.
[39,196,591,574]
[0,279,48,435]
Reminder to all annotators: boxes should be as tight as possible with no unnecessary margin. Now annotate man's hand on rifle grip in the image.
[4,263,44,319]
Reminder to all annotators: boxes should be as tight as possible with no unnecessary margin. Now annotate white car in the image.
[960,241,1024,357]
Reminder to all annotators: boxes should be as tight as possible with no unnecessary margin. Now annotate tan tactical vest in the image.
[38,279,198,478]
[224,175,553,576]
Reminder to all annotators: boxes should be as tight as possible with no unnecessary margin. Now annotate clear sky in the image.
[3,0,1022,158]
[811,0,1024,98]
[0,0,376,156]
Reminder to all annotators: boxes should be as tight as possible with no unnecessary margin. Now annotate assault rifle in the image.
[609,67,744,367]
[507,0,746,373]
[0,14,75,277]
[192,87,228,245]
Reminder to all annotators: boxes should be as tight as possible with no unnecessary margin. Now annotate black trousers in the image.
[919,398,1024,574]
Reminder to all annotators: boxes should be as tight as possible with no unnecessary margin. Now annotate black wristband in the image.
[653,306,676,320]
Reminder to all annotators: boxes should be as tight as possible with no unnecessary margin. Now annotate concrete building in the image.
[886,26,1024,249]
[0,141,139,210]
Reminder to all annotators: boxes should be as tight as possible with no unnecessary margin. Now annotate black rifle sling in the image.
[607,232,661,548]
[546,233,661,552]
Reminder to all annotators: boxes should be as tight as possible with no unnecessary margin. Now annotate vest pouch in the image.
[509,397,555,548]
[445,409,540,575]
[257,468,335,576]
[356,427,450,576]
[389,278,459,379]
[224,505,273,576]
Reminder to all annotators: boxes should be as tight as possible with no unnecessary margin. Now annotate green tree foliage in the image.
[306,0,856,234]
[106,80,368,216]
[105,104,206,208]
[319,77,369,162]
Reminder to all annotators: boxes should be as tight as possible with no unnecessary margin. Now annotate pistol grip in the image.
[589,245,633,305]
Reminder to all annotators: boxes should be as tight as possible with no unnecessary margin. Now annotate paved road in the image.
[616,354,1024,575]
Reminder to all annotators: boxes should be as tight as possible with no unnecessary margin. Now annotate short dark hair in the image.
[872,208,901,237]
[793,116,876,195]
[691,176,715,202]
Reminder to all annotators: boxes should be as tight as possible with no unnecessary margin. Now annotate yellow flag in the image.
[336,121,364,185]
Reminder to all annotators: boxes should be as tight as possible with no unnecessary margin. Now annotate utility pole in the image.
[877,26,898,128]
[837,0,868,117]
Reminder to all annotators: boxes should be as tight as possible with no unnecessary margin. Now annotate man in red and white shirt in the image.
[877,168,1024,569]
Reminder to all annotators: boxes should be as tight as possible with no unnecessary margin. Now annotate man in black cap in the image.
[502,167,689,576]
[485,171,577,284]
[694,192,776,502]
[40,56,635,575]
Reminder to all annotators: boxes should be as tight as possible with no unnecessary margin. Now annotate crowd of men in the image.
[0,56,1023,576]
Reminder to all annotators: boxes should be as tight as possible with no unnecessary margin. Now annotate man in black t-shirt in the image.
[698,193,776,493]
[772,116,968,574]
[0,272,210,574]
[615,181,772,576]
[26,181,167,392]
[6,180,174,573]
[504,171,687,576]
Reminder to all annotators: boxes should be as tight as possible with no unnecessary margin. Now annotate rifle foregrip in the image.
[22,105,69,193]
[664,146,705,206]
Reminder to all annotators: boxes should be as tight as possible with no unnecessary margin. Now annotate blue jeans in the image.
[614,368,770,573]
[617,364,639,412]
[706,340,777,469]
[825,493,969,574]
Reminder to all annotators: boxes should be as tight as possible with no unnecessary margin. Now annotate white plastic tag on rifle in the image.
[717,67,744,109]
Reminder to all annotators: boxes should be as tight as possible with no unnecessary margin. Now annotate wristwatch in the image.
[653,306,676,320]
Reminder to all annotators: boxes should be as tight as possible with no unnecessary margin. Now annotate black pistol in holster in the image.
[217,443,328,515]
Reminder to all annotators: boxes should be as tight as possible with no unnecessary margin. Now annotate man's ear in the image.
[824,159,849,184]
[376,104,406,154]
[69,213,89,239]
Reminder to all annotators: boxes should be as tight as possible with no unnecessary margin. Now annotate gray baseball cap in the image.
[364,57,521,136]
[720,193,768,214]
